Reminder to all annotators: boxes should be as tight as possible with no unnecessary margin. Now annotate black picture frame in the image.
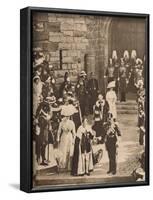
[20,6,150,193]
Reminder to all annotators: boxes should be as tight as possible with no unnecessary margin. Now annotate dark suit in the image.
[76,82,88,117]
[87,78,99,114]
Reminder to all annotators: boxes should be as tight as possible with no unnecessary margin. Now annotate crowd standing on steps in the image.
[32,48,146,179]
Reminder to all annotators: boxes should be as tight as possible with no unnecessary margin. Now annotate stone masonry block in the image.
[56,17,74,24]
[59,43,72,50]
[33,12,48,22]
[47,22,60,32]
[62,56,74,63]
[61,23,74,31]
[62,64,68,70]
[33,31,48,41]
[73,31,86,37]
[49,36,61,43]
[62,31,73,37]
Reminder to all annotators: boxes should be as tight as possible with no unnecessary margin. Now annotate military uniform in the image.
[105,121,121,174]
[76,78,88,117]
[105,65,115,83]
[113,59,120,95]
[87,77,99,114]
[119,64,127,102]
[92,99,109,143]
[35,100,51,165]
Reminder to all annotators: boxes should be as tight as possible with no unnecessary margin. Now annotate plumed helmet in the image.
[33,75,40,81]
[123,50,129,59]
[112,50,118,60]
[46,96,56,104]
[131,50,137,59]
[109,58,113,65]
[79,70,87,77]
[120,57,124,64]
[136,58,143,65]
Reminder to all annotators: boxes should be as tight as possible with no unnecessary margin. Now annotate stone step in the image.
[35,174,135,186]
[116,100,138,114]
[116,100,137,106]
[117,110,138,114]
[117,105,137,110]
[37,165,58,176]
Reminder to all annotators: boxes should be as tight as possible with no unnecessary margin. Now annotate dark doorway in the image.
[108,17,146,59]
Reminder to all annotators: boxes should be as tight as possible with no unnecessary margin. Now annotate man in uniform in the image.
[92,94,109,143]
[119,58,127,102]
[87,72,99,114]
[129,50,137,92]
[123,50,131,75]
[105,58,115,83]
[59,72,72,97]
[76,71,88,117]
[112,50,120,96]
[35,97,51,165]
[104,113,121,175]
[134,58,144,87]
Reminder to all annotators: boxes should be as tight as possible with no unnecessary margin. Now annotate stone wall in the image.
[33,12,111,91]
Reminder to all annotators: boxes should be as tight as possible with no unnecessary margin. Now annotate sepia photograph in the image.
[28,9,149,191]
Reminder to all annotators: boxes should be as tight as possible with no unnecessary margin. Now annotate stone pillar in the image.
[84,53,96,76]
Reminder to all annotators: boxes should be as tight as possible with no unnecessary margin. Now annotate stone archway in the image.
[84,16,112,93]
[108,17,146,59]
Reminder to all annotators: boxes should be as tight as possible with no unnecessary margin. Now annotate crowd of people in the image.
[32,48,145,178]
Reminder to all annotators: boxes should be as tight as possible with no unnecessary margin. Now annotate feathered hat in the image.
[107,81,116,89]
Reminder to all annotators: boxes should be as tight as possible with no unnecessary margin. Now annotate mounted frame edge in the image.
[20,6,150,193]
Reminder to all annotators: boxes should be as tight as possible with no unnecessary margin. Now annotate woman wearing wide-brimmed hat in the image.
[106,81,117,120]
[57,108,76,170]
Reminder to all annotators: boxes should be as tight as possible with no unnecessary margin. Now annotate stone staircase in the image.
[35,99,139,185]
[117,100,138,114]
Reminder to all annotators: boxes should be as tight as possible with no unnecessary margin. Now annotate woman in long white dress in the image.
[57,112,76,170]
[106,81,117,120]
[33,75,43,116]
